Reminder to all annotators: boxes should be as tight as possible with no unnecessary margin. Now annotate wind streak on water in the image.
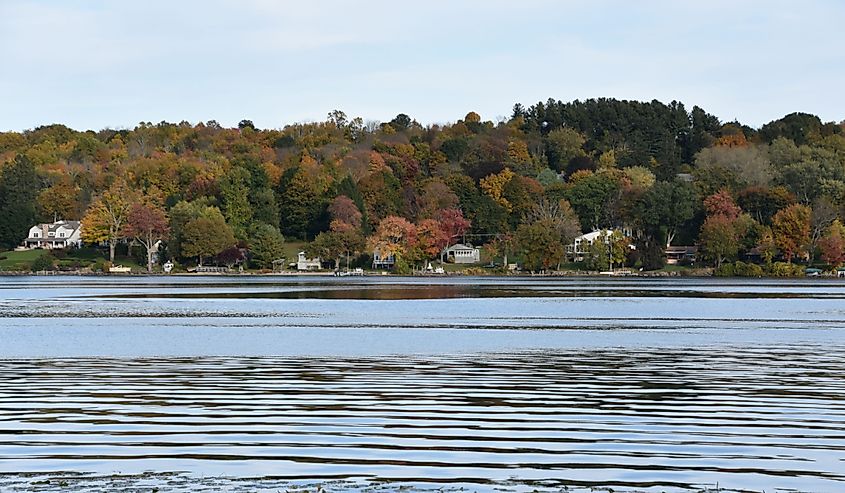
[1,349,845,492]
[3,276,845,492]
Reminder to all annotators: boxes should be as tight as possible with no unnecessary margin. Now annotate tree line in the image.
[0,99,843,273]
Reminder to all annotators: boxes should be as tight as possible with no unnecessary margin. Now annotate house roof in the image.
[665,246,698,254]
[575,230,610,242]
[40,221,80,233]
[445,243,477,252]
[26,221,81,240]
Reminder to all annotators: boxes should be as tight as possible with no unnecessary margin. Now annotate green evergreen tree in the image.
[0,155,41,248]
[248,223,286,269]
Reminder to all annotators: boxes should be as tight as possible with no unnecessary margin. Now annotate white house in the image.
[296,251,322,271]
[23,221,82,250]
[372,247,395,269]
[567,228,634,261]
[444,243,481,264]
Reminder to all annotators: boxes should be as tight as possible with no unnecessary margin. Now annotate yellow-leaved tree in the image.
[480,168,515,212]
[772,204,811,263]
[81,181,135,262]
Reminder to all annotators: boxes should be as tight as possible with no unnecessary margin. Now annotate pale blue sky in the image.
[1,1,843,131]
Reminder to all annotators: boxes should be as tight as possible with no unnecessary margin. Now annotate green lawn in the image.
[277,241,307,269]
[0,249,44,270]
[655,264,695,273]
[282,240,307,258]
[0,247,138,272]
[437,262,483,273]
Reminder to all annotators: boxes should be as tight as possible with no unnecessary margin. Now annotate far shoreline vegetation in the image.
[1,97,844,278]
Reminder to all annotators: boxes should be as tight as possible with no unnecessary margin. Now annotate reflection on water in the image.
[2,350,845,492]
[1,277,845,492]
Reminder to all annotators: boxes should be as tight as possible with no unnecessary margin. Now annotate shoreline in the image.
[3,269,843,280]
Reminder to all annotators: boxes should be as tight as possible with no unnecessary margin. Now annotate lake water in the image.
[1,276,844,492]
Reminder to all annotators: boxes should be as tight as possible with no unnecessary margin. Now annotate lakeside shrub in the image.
[734,261,764,277]
[90,259,111,273]
[715,261,765,277]
[714,263,734,277]
[59,260,83,271]
[393,257,411,275]
[30,253,56,272]
[769,262,804,277]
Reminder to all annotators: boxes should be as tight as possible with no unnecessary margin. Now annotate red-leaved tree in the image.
[416,219,450,261]
[328,195,362,229]
[703,190,741,220]
[437,208,471,243]
[436,208,471,263]
[123,203,170,272]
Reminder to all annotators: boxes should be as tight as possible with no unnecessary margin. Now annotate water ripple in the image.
[1,348,844,492]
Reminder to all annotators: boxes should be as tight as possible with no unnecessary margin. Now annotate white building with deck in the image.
[372,248,396,269]
[566,228,634,262]
[443,243,480,264]
[296,252,322,271]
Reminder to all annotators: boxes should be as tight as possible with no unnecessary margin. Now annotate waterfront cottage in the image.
[444,243,480,264]
[23,221,82,250]
[296,251,322,271]
[566,229,634,262]
[664,246,698,265]
[567,230,610,262]
[372,248,395,269]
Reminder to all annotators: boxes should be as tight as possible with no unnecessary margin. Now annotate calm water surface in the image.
[1,276,844,492]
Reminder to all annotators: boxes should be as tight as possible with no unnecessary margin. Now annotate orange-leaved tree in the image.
[772,204,811,263]
[367,216,417,265]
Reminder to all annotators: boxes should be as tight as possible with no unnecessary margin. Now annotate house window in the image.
[33,232,39,238]
[59,233,65,238]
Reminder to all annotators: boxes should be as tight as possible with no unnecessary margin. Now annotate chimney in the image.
[41,224,49,238]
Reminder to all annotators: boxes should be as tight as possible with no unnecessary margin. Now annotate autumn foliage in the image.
[1,100,844,274]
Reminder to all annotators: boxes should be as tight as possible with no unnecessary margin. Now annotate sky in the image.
[1,0,843,132]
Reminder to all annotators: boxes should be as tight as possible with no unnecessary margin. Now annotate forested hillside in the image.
[1,98,844,273]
